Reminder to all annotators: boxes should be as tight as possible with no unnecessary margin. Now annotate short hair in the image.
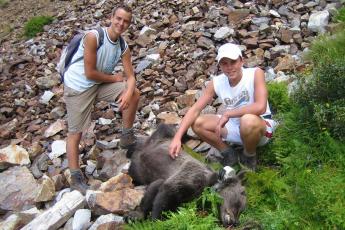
[112,4,132,16]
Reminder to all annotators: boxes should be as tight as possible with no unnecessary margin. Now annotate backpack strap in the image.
[119,35,126,55]
[95,27,104,49]
[67,27,105,67]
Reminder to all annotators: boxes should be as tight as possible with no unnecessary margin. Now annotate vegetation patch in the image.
[0,0,9,8]
[24,15,53,38]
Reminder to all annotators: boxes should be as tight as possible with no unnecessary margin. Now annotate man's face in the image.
[219,57,243,80]
[111,8,132,35]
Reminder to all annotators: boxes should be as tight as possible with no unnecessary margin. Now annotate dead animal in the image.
[126,123,246,227]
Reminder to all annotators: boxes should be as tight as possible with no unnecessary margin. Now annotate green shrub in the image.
[267,82,292,114]
[0,0,9,8]
[335,7,345,23]
[24,15,53,38]
[295,30,345,141]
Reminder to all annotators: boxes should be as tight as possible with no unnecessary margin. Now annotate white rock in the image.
[214,27,234,40]
[72,209,91,230]
[0,144,30,169]
[48,140,66,160]
[98,117,112,125]
[308,10,329,34]
[44,119,66,137]
[146,53,160,62]
[39,90,55,104]
[88,214,124,230]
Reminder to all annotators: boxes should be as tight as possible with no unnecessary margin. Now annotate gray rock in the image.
[0,166,39,212]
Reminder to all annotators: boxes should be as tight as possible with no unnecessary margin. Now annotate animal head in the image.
[215,170,247,227]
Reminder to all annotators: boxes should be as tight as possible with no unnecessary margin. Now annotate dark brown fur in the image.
[127,124,246,226]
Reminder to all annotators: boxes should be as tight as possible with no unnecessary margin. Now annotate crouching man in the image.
[169,43,277,170]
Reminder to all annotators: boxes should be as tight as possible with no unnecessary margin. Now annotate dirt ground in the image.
[0,0,71,43]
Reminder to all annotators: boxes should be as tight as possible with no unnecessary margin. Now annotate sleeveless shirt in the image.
[213,67,272,125]
[64,27,128,92]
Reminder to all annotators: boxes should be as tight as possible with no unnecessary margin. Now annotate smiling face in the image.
[110,7,132,36]
[219,57,244,86]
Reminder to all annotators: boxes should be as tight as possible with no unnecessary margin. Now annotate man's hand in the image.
[216,114,229,138]
[113,73,124,82]
[169,137,182,159]
[117,91,131,111]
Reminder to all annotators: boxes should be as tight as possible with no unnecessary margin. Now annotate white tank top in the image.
[213,67,271,125]
[64,27,128,92]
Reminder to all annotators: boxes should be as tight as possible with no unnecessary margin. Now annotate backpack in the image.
[57,27,125,82]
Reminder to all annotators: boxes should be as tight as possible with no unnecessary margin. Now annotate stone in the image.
[35,175,56,202]
[96,139,120,150]
[0,207,41,230]
[228,9,250,25]
[0,144,30,170]
[39,90,55,104]
[96,149,129,181]
[308,10,330,33]
[0,166,39,212]
[214,27,234,40]
[50,106,65,119]
[44,119,66,138]
[0,118,18,139]
[22,191,85,230]
[72,209,91,230]
[88,214,124,230]
[156,111,181,125]
[48,140,66,160]
[86,187,144,215]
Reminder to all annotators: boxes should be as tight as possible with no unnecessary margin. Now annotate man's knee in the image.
[191,116,204,133]
[134,88,140,100]
[240,114,264,135]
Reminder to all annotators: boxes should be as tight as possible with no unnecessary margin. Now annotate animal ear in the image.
[236,169,248,184]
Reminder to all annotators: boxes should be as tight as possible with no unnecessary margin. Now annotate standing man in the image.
[169,43,277,170]
[63,5,140,194]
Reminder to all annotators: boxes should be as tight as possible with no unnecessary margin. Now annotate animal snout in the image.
[222,212,238,227]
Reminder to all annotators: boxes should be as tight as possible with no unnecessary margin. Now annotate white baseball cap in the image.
[216,43,242,63]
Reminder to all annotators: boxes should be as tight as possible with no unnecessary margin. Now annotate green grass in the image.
[24,15,54,38]
[0,0,9,8]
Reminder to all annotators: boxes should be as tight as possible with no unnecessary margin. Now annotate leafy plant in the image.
[0,0,9,8]
[24,15,53,38]
[335,7,345,23]
[267,82,292,114]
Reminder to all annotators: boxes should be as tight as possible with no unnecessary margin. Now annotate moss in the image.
[24,15,53,38]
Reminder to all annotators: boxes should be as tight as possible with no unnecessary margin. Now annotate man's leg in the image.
[239,114,266,170]
[121,88,140,129]
[192,114,238,166]
[96,83,140,148]
[64,85,98,194]
[192,114,228,151]
[66,132,82,170]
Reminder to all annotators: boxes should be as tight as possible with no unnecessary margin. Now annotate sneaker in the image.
[70,170,89,195]
[119,131,136,149]
[239,152,257,171]
[220,146,238,167]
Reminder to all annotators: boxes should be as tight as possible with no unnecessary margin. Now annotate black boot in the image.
[239,152,257,171]
[70,170,89,195]
[119,128,137,149]
[220,146,238,167]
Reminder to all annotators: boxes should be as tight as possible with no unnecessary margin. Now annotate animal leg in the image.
[151,187,179,219]
[140,179,164,218]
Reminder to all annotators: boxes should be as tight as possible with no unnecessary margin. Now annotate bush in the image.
[295,31,345,141]
[267,82,292,114]
[24,15,53,38]
[335,7,345,23]
[0,0,9,8]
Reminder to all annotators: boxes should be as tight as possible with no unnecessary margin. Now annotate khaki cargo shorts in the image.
[64,82,126,133]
